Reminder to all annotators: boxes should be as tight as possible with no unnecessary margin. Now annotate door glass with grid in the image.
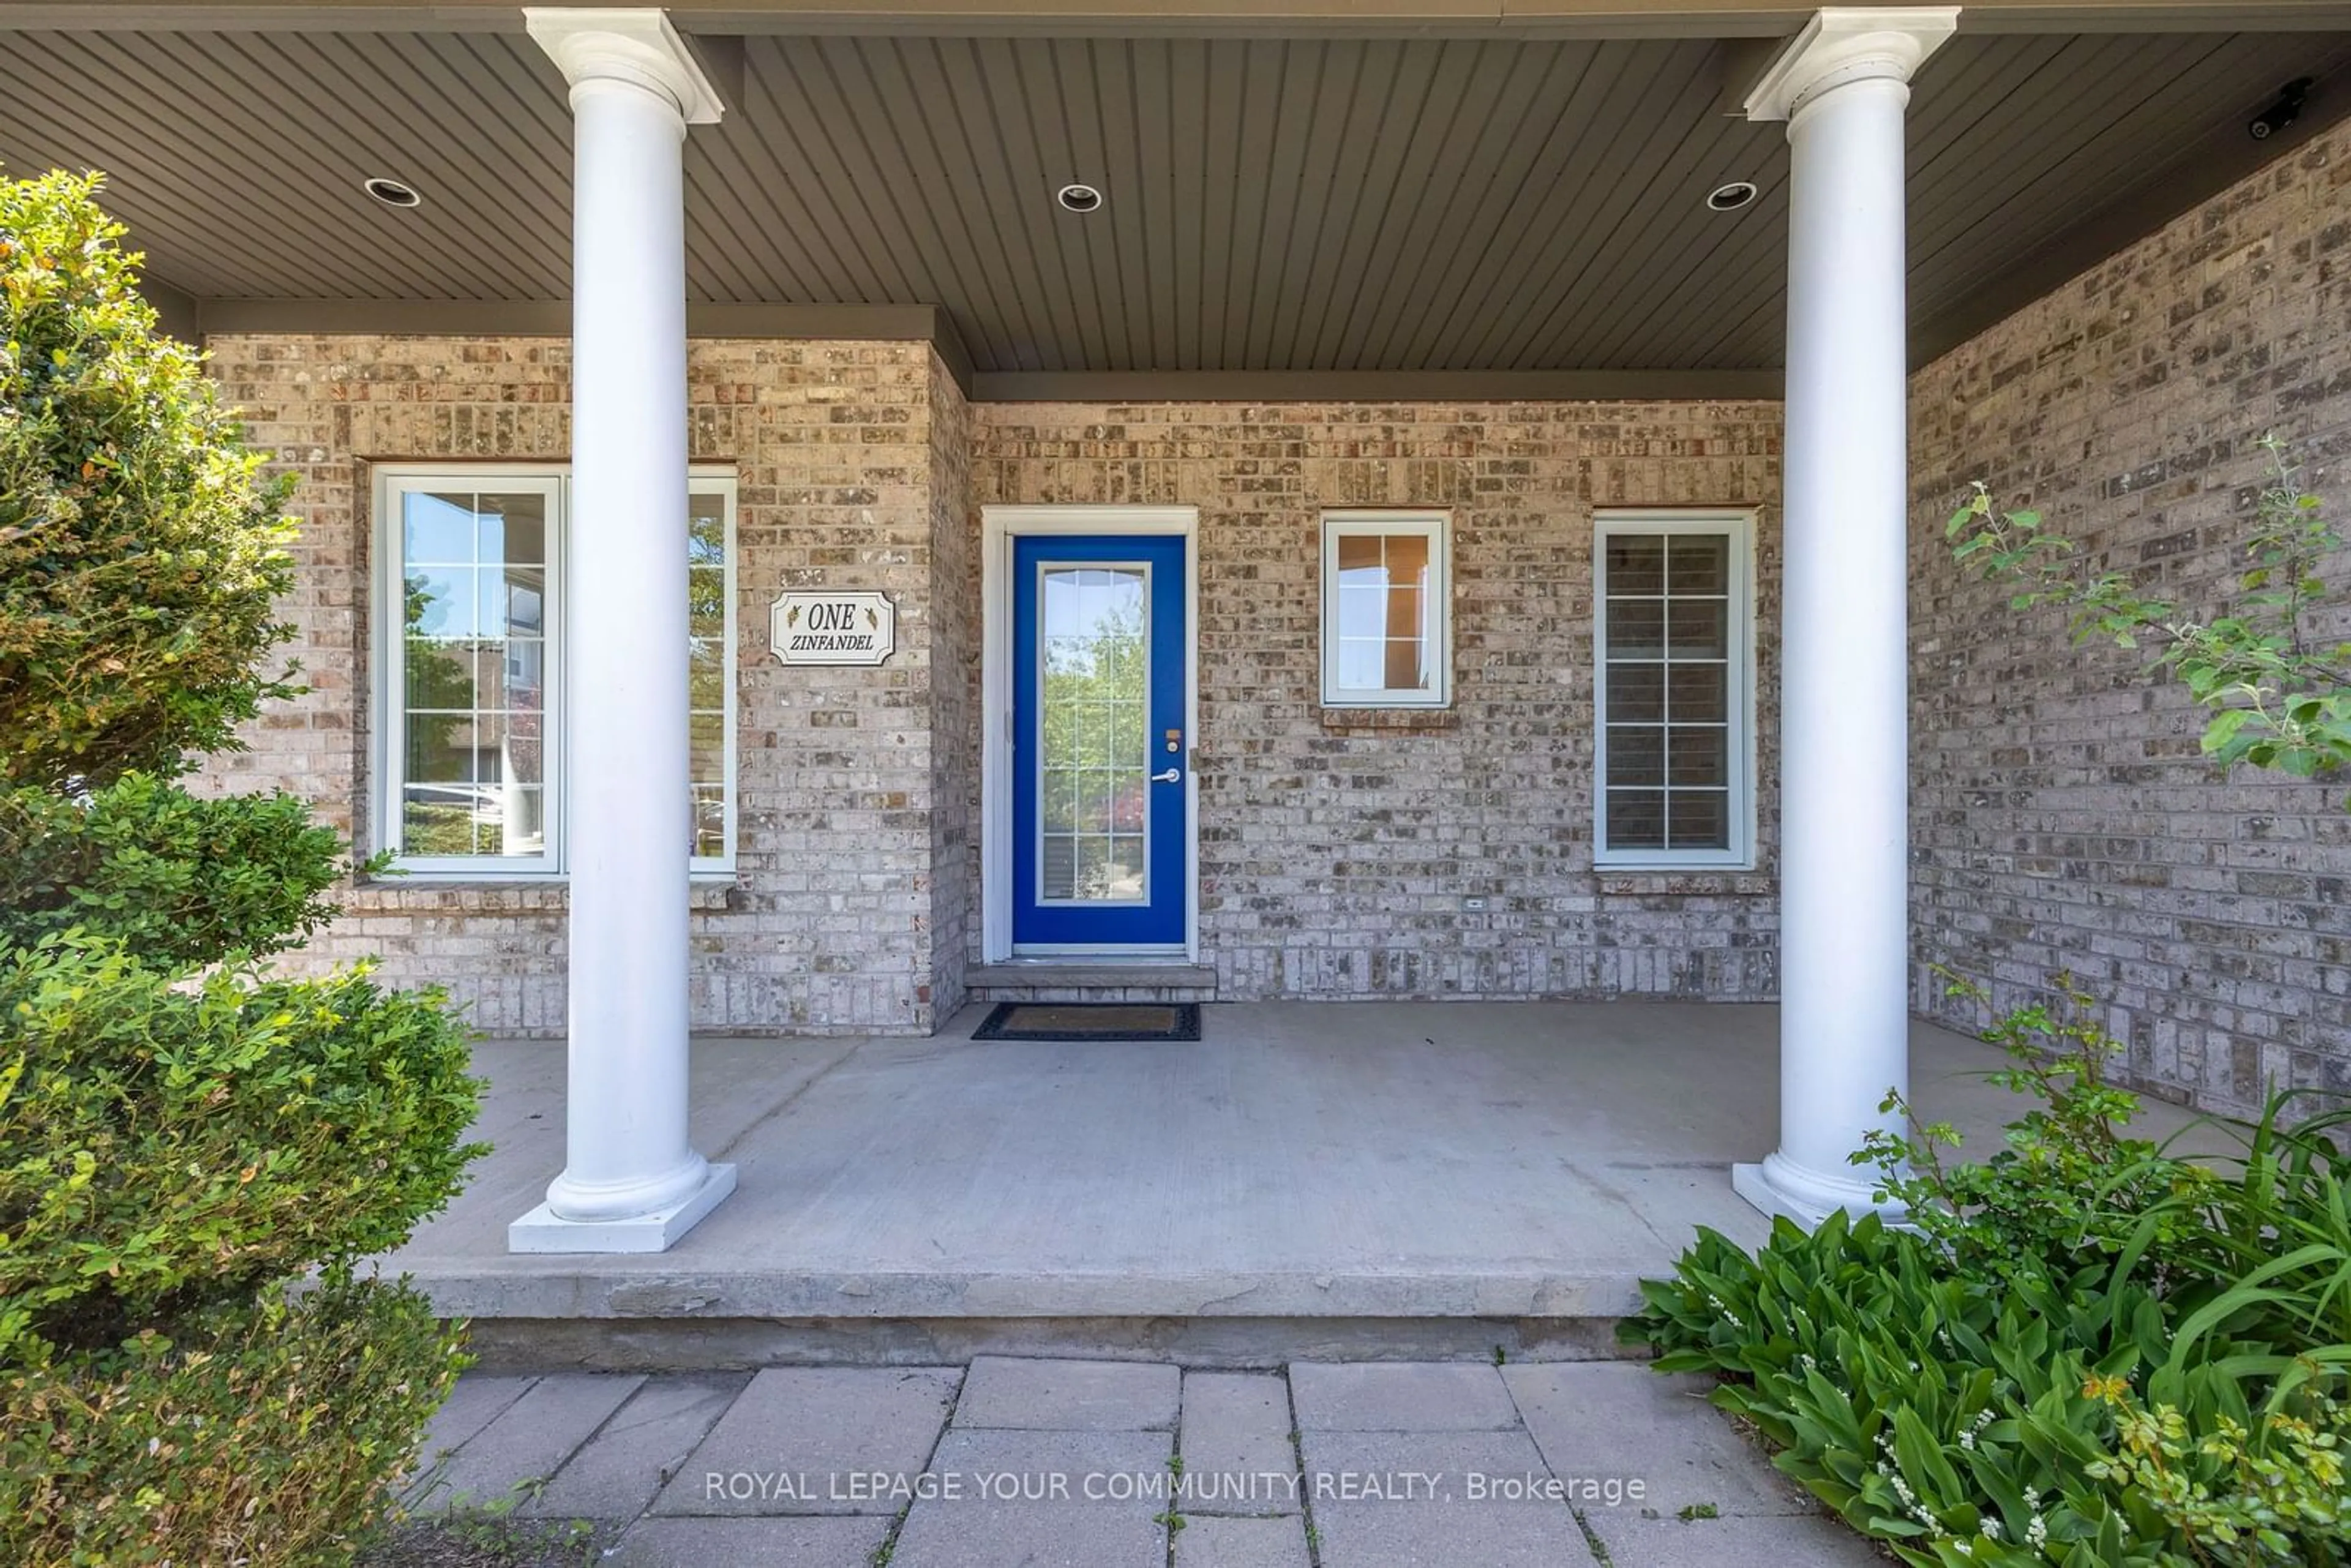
[1038,566,1151,903]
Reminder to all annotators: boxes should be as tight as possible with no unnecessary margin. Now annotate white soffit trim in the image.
[524,7,727,124]
[1743,7,1962,122]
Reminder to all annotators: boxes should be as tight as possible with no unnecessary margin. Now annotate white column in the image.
[1733,8,1957,1225]
[510,8,733,1253]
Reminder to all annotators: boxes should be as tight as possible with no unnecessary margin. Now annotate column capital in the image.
[524,7,725,124]
[1742,7,1960,122]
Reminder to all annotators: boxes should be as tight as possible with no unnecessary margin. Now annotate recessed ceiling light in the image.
[1706,180,1758,214]
[362,176,423,210]
[1056,182,1104,214]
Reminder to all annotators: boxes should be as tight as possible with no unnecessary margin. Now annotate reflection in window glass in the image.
[1038,566,1149,903]
[1322,516,1448,706]
[386,476,735,871]
[688,490,730,861]
[400,490,549,859]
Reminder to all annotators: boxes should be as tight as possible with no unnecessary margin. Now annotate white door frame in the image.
[980,505,1200,964]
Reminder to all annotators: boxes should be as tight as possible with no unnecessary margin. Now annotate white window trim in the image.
[370,463,738,882]
[1592,509,1757,872]
[1319,509,1451,708]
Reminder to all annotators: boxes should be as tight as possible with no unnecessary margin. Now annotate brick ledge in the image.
[341,879,743,913]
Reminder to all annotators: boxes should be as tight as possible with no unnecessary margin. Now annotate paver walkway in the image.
[407,1357,1881,1566]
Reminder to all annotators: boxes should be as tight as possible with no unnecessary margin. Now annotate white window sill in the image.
[1595,865,1760,878]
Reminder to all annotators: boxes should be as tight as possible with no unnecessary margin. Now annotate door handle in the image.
[1151,767,1182,784]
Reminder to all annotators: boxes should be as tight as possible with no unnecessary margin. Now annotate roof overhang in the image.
[14,0,2351,35]
[4,4,2345,388]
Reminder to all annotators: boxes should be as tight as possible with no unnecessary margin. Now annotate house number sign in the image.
[770,591,896,667]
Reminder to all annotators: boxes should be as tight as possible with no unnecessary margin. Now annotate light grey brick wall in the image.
[1908,121,2351,1113]
[199,336,969,1037]
[926,357,976,1022]
[966,402,1787,1000]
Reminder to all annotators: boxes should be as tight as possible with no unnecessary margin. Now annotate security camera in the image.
[2249,78,2312,141]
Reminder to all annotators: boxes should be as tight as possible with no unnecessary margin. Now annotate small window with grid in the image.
[1321,511,1449,708]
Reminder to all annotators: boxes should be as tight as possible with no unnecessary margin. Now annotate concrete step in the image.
[965,961,1218,1002]
[452,1311,1638,1373]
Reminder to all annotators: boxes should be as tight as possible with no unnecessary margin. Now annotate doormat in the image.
[972,1002,1202,1042]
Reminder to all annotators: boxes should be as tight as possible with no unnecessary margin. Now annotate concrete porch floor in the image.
[386,1001,2200,1367]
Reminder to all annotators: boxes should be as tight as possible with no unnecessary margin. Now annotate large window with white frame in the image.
[1321,511,1450,707]
[375,467,737,877]
[1594,511,1755,869]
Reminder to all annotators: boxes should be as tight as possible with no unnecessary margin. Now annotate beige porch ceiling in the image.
[0,20,2344,373]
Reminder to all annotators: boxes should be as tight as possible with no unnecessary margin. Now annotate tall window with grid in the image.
[1594,513,1754,869]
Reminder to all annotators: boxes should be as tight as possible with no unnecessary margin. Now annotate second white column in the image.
[1738,8,1957,1223]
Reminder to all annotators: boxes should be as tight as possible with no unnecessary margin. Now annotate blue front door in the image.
[1013,535,1188,949]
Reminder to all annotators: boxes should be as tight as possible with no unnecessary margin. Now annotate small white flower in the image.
[1983,1519,2002,1541]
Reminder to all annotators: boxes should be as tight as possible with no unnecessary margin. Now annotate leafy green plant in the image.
[0,170,297,791]
[0,773,360,965]
[1948,433,2349,802]
[0,167,482,1565]
[1630,1213,2173,1565]
[1,1276,468,1568]
[1856,973,2217,1289]
[2126,1095,2351,1409]
[0,933,484,1362]
[1633,977,2351,1566]
[2088,1383,2349,1566]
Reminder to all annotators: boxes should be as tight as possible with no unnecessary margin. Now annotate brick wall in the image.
[201,335,969,1037]
[926,357,975,1021]
[967,402,1785,1000]
[1908,122,2351,1113]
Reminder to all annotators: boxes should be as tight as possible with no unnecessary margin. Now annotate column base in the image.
[508,1161,737,1255]
[1733,1152,1905,1228]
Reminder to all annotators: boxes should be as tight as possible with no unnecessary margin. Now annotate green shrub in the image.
[0,169,296,792]
[2089,1382,2350,1566]
[1,1275,466,1568]
[0,774,351,965]
[0,933,484,1362]
[0,166,482,1562]
[1857,974,2221,1290]
[1861,981,2351,1395]
[1630,986,2351,1567]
